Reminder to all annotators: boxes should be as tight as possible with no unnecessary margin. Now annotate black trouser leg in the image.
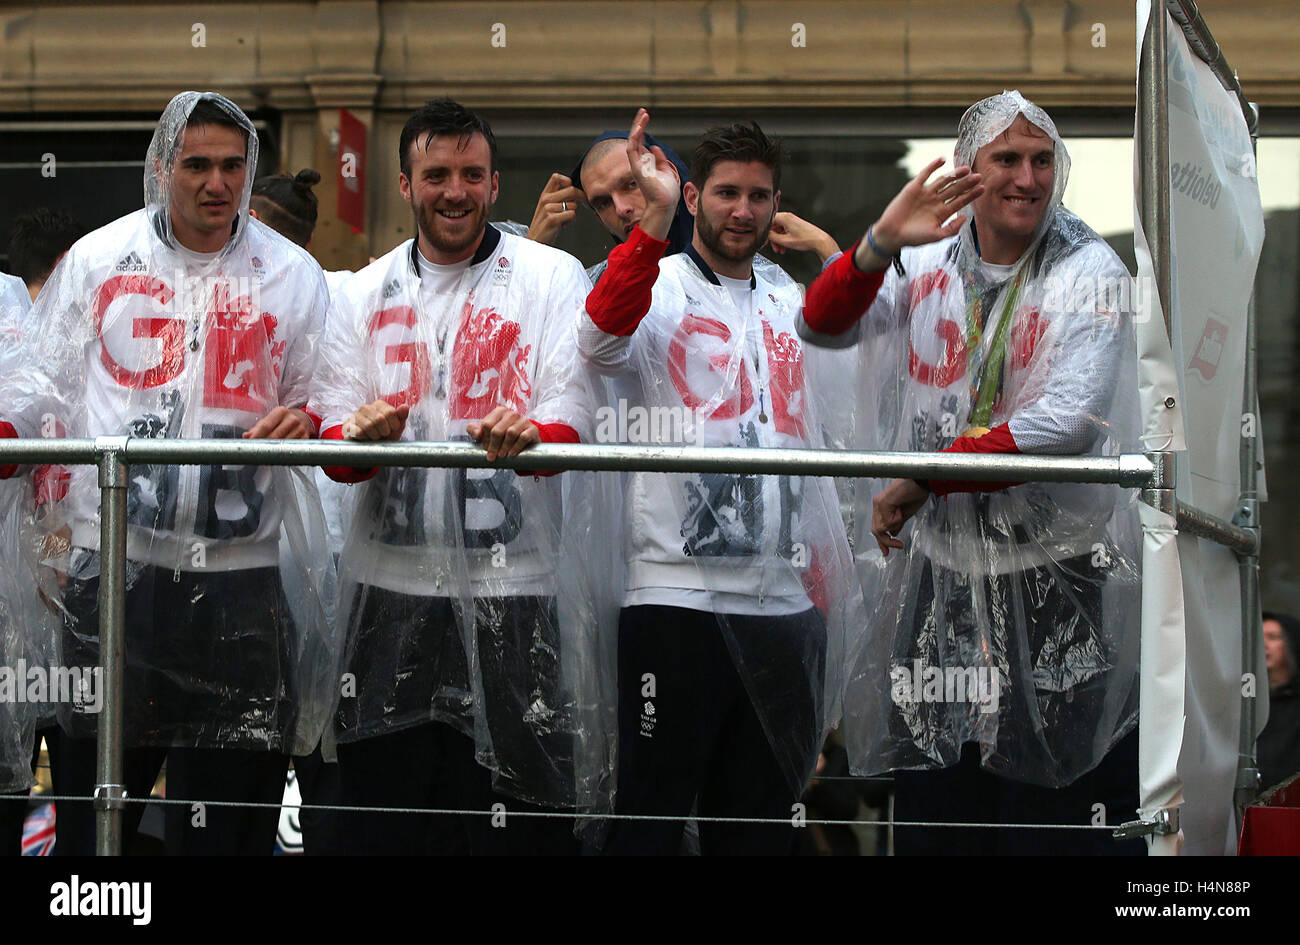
[697,609,826,856]
[993,729,1144,855]
[50,731,166,857]
[892,744,1000,855]
[335,722,473,855]
[600,607,723,855]
[602,605,824,856]
[163,747,290,855]
[293,746,343,856]
[472,596,578,855]
[0,791,26,856]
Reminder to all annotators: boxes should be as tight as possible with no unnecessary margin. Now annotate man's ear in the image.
[489,170,500,207]
[683,181,700,217]
[398,172,412,204]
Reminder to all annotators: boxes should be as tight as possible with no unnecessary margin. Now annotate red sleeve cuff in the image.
[585,225,669,337]
[929,423,1021,496]
[518,421,579,478]
[0,421,16,479]
[321,424,379,484]
[801,240,887,336]
[301,407,323,438]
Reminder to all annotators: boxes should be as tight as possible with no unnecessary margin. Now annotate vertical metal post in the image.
[1141,451,1177,515]
[1141,2,1173,339]
[94,437,129,856]
[1233,108,1263,822]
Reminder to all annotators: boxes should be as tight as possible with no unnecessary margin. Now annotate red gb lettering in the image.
[94,275,184,389]
[1010,308,1046,371]
[905,269,966,388]
[203,283,275,412]
[368,306,430,408]
[449,304,529,420]
[908,319,966,388]
[668,314,753,419]
[761,320,807,438]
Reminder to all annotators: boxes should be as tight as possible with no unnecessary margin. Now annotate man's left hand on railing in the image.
[243,406,315,440]
[467,406,541,462]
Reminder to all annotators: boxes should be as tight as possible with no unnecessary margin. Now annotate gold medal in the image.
[961,425,992,438]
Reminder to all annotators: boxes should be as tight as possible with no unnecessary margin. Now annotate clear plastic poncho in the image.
[829,92,1142,787]
[311,228,618,809]
[0,91,335,755]
[0,287,52,792]
[577,250,866,801]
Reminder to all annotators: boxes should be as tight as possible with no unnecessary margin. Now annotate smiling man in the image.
[311,98,599,855]
[799,90,1143,855]
[578,111,864,855]
[523,129,841,289]
[0,91,333,855]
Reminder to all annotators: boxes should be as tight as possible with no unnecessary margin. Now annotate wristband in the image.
[866,225,906,276]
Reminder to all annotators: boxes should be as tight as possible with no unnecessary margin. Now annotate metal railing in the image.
[0,437,1258,853]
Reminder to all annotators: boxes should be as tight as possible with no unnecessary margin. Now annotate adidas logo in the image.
[381,278,402,300]
[115,252,147,273]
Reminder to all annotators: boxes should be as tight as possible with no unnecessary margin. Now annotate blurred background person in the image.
[1258,612,1300,793]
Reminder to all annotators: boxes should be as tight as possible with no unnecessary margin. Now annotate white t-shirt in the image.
[716,272,753,319]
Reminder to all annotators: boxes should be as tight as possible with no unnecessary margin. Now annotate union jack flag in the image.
[21,801,55,856]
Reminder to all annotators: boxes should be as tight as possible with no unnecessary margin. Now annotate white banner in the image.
[1134,0,1266,856]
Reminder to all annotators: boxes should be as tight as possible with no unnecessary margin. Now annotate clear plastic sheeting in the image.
[0,91,335,755]
[0,292,45,793]
[577,251,865,799]
[0,274,29,319]
[954,90,1071,239]
[0,478,45,794]
[823,101,1142,788]
[311,227,616,809]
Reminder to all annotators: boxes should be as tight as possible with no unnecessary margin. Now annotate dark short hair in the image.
[7,207,87,287]
[251,169,322,247]
[690,121,782,192]
[186,98,250,145]
[399,98,498,179]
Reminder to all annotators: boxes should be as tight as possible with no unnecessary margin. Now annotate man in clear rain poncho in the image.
[0,261,44,852]
[799,91,1143,854]
[0,91,334,855]
[0,209,88,853]
[311,98,607,855]
[578,110,866,855]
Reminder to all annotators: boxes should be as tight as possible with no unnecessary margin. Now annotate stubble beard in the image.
[414,199,486,258]
[695,207,772,265]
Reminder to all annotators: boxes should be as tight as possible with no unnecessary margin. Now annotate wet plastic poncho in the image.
[0,92,335,755]
[0,284,46,792]
[0,490,40,793]
[311,226,616,807]
[809,92,1142,787]
[0,274,28,317]
[577,247,865,797]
